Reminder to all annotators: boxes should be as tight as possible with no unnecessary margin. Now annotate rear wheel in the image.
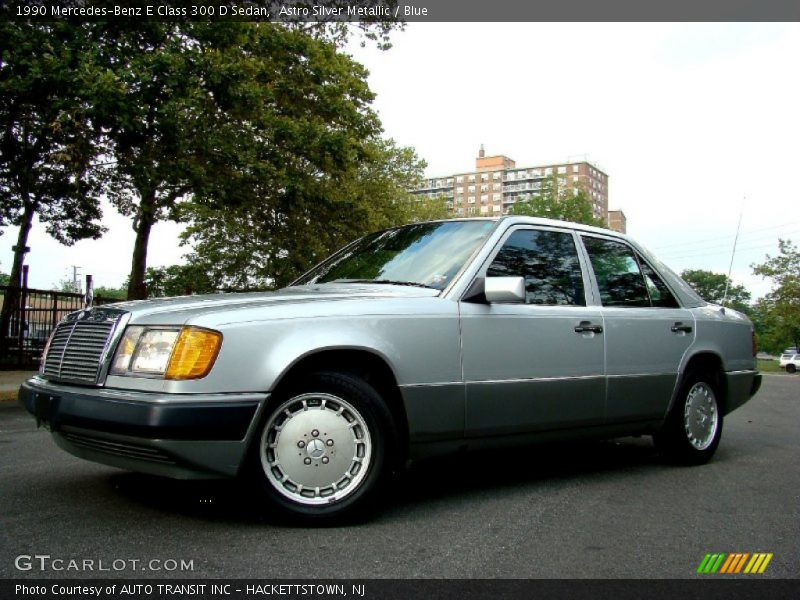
[787,364,797,374]
[654,370,723,465]
[250,371,395,522]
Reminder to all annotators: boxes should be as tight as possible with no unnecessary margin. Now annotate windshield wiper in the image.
[333,279,438,289]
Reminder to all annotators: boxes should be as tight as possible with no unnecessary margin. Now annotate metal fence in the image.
[0,284,119,370]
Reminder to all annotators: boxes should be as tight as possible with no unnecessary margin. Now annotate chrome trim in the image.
[400,373,674,387]
[42,308,129,386]
[97,311,131,385]
[606,373,675,379]
[467,375,604,385]
[399,381,463,388]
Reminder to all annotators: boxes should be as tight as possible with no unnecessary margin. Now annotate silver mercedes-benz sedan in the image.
[20,217,761,520]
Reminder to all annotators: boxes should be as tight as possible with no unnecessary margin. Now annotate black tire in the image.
[787,364,797,374]
[654,370,723,465]
[247,371,396,523]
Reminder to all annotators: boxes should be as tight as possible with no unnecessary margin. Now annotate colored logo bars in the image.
[697,553,773,574]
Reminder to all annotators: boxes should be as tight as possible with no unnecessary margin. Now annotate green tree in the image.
[507,176,607,228]
[181,138,430,290]
[752,239,800,353]
[93,285,127,301]
[0,20,106,344]
[87,22,394,299]
[680,269,752,314]
[405,194,452,223]
[56,278,81,294]
[137,265,216,298]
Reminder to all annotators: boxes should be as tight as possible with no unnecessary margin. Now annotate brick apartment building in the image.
[411,146,626,233]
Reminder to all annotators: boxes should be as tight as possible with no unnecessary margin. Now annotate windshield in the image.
[294,220,497,290]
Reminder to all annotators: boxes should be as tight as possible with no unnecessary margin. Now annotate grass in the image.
[757,358,784,374]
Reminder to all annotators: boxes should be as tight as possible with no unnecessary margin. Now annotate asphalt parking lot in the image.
[1,375,797,579]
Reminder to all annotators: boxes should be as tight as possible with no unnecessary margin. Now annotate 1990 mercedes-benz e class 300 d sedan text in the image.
[21,217,762,520]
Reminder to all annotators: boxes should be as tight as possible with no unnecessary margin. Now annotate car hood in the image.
[98,284,441,323]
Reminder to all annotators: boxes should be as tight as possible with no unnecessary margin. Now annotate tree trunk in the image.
[126,190,157,300]
[0,201,35,356]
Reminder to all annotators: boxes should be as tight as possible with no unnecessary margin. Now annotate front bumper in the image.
[19,376,268,479]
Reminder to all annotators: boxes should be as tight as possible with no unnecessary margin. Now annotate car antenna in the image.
[721,196,745,309]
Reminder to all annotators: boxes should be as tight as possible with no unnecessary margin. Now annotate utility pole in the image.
[70,265,82,293]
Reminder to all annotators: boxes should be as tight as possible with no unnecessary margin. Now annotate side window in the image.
[639,258,679,308]
[582,236,649,307]
[486,229,586,306]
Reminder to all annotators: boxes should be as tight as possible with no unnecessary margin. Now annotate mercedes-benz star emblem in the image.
[306,438,326,459]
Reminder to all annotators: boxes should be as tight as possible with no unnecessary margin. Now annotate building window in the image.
[493,172,502,180]
[572,165,580,173]
[456,207,464,215]
[481,194,489,203]
[492,204,502,212]
[481,173,489,182]
[573,176,579,183]
[468,207,476,215]
[493,193,501,201]
[558,166,567,174]
[544,167,553,176]
[456,176,463,183]
[468,185,475,193]
[468,174,475,182]
[480,205,489,214]
[468,196,475,204]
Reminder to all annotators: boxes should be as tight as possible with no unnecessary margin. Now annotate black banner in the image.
[4,579,800,600]
[4,0,800,22]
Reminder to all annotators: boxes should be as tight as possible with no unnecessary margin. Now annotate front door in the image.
[460,226,606,437]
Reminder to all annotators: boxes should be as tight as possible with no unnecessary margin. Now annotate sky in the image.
[2,22,799,299]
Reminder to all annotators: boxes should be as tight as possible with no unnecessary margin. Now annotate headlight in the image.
[110,326,222,380]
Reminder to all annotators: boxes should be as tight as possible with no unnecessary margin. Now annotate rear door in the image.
[580,234,694,423]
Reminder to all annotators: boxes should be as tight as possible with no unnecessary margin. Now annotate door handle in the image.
[671,322,693,333]
[575,321,603,334]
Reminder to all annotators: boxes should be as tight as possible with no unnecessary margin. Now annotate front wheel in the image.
[249,371,395,522]
[787,364,797,374]
[654,371,723,465]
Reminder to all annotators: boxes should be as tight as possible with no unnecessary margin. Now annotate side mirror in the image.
[484,276,525,304]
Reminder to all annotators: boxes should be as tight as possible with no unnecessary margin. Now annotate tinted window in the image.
[487,229,585,306]
[582,236,649,307]
[639,258,679,308]
[296,220,496,290]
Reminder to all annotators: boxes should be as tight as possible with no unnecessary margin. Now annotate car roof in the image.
[387,217,708,309]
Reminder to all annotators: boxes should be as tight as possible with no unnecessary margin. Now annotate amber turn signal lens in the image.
[165,327,222,380]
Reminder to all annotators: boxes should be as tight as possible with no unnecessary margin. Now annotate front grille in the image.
[62,432,176,465]
[42,310,124,384]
